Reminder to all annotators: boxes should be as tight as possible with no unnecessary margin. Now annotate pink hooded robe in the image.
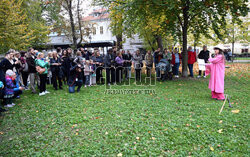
[205,55,225,94]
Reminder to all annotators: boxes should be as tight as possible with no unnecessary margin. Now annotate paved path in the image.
[232,60,250,63]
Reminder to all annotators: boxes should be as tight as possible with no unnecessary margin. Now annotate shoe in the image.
[203,76,206,78]
[45,91,50,94]
[88,85,91,87]
[197,75,201,78]
[108,83,111,86]
[39,92,46,96]
[11,103,16,106]
[6,104,14,108]
[84,85,87,88]
[216,98,225,101]
[25,87,29,90]
[16,96,20,99]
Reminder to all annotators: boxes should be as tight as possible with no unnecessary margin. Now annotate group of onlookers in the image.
[0,45,212,113]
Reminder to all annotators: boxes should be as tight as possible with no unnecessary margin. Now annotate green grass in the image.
[234,57,250,60]
[0,68,249,156]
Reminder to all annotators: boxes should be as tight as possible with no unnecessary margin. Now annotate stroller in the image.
[156,58,173,81]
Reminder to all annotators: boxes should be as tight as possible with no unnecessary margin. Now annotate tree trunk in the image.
[232,25,235,62]
[116,34,123,50]
[181,3,189,77]
[67,1,77,50]
[155,35,163,51]
[77,0,83,47]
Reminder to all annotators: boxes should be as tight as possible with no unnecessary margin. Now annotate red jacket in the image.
[188,51,197,64]
[171,53,182,65]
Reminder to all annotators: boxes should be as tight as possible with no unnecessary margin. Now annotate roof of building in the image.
[47,35,115,47]
[47,35,72,45]
[82,8,109,21]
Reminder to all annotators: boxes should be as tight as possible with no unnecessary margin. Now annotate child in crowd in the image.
[0,81,7,112]
[4,70,16,108]
[89,60,96,86]
[84,60,91,87]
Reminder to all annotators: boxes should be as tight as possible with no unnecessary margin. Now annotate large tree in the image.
[0,0,33,53]
[95,0,248,77]
[45,0,89,50]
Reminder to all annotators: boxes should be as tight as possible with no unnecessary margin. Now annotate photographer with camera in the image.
[68,63,84,93]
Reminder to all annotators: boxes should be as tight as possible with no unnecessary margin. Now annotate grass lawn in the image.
[234,57,250,60]
[0,63,249,156]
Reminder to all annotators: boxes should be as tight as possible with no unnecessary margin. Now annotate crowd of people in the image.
[0,45,221,113]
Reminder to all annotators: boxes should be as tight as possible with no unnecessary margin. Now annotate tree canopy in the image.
[94,0,248,77]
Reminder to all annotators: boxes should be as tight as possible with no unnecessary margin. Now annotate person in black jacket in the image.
[26,48,37,93]
[104,48,115,85]
[50,52,63,90]
[198,46,210,78]
[68,63,84,93]
[0,50,20,85]
[95,51,104,84]
[122,50,132,80]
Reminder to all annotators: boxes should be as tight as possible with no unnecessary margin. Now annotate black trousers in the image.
[116,66,123,83]
[96,67,103,84]
[21,72,29,87]
[39,74,47,93]
[52,71,62,89]
[135,69,141,81]
[106,67,115,84]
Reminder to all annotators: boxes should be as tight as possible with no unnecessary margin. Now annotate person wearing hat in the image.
[205,47,225,100]
[4,70,17,108]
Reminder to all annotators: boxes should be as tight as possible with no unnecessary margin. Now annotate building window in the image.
[93,27,96,35]
[241,49,248,53]
[100,26,103,34]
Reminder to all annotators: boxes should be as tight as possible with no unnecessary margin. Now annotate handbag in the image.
[36,66,46,74]
[23,62,29,72]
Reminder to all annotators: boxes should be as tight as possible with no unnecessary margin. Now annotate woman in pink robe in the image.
[205,47,225,100]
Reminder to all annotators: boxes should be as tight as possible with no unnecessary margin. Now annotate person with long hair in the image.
[115,51,124,83]
[19,51,29,90]
[205,47,225,100]
[35,53,50,96]
[50,52,63,90]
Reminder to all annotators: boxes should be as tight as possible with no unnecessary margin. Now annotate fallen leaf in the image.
[197,125,200,128]
[233,126,237,128]
[210,146,214,151]
[117,153,122,157]
[0,132,4,135]
[136,137,140,140]
[219,120,223,124]
[218,129,223,133]
[75,132,78,135]
[105,132,108,135]
[231,110,240,113]
[36,111,38,113]
[152,137,156,140]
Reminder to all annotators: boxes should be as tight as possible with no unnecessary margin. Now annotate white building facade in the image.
[82,8,144,54]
